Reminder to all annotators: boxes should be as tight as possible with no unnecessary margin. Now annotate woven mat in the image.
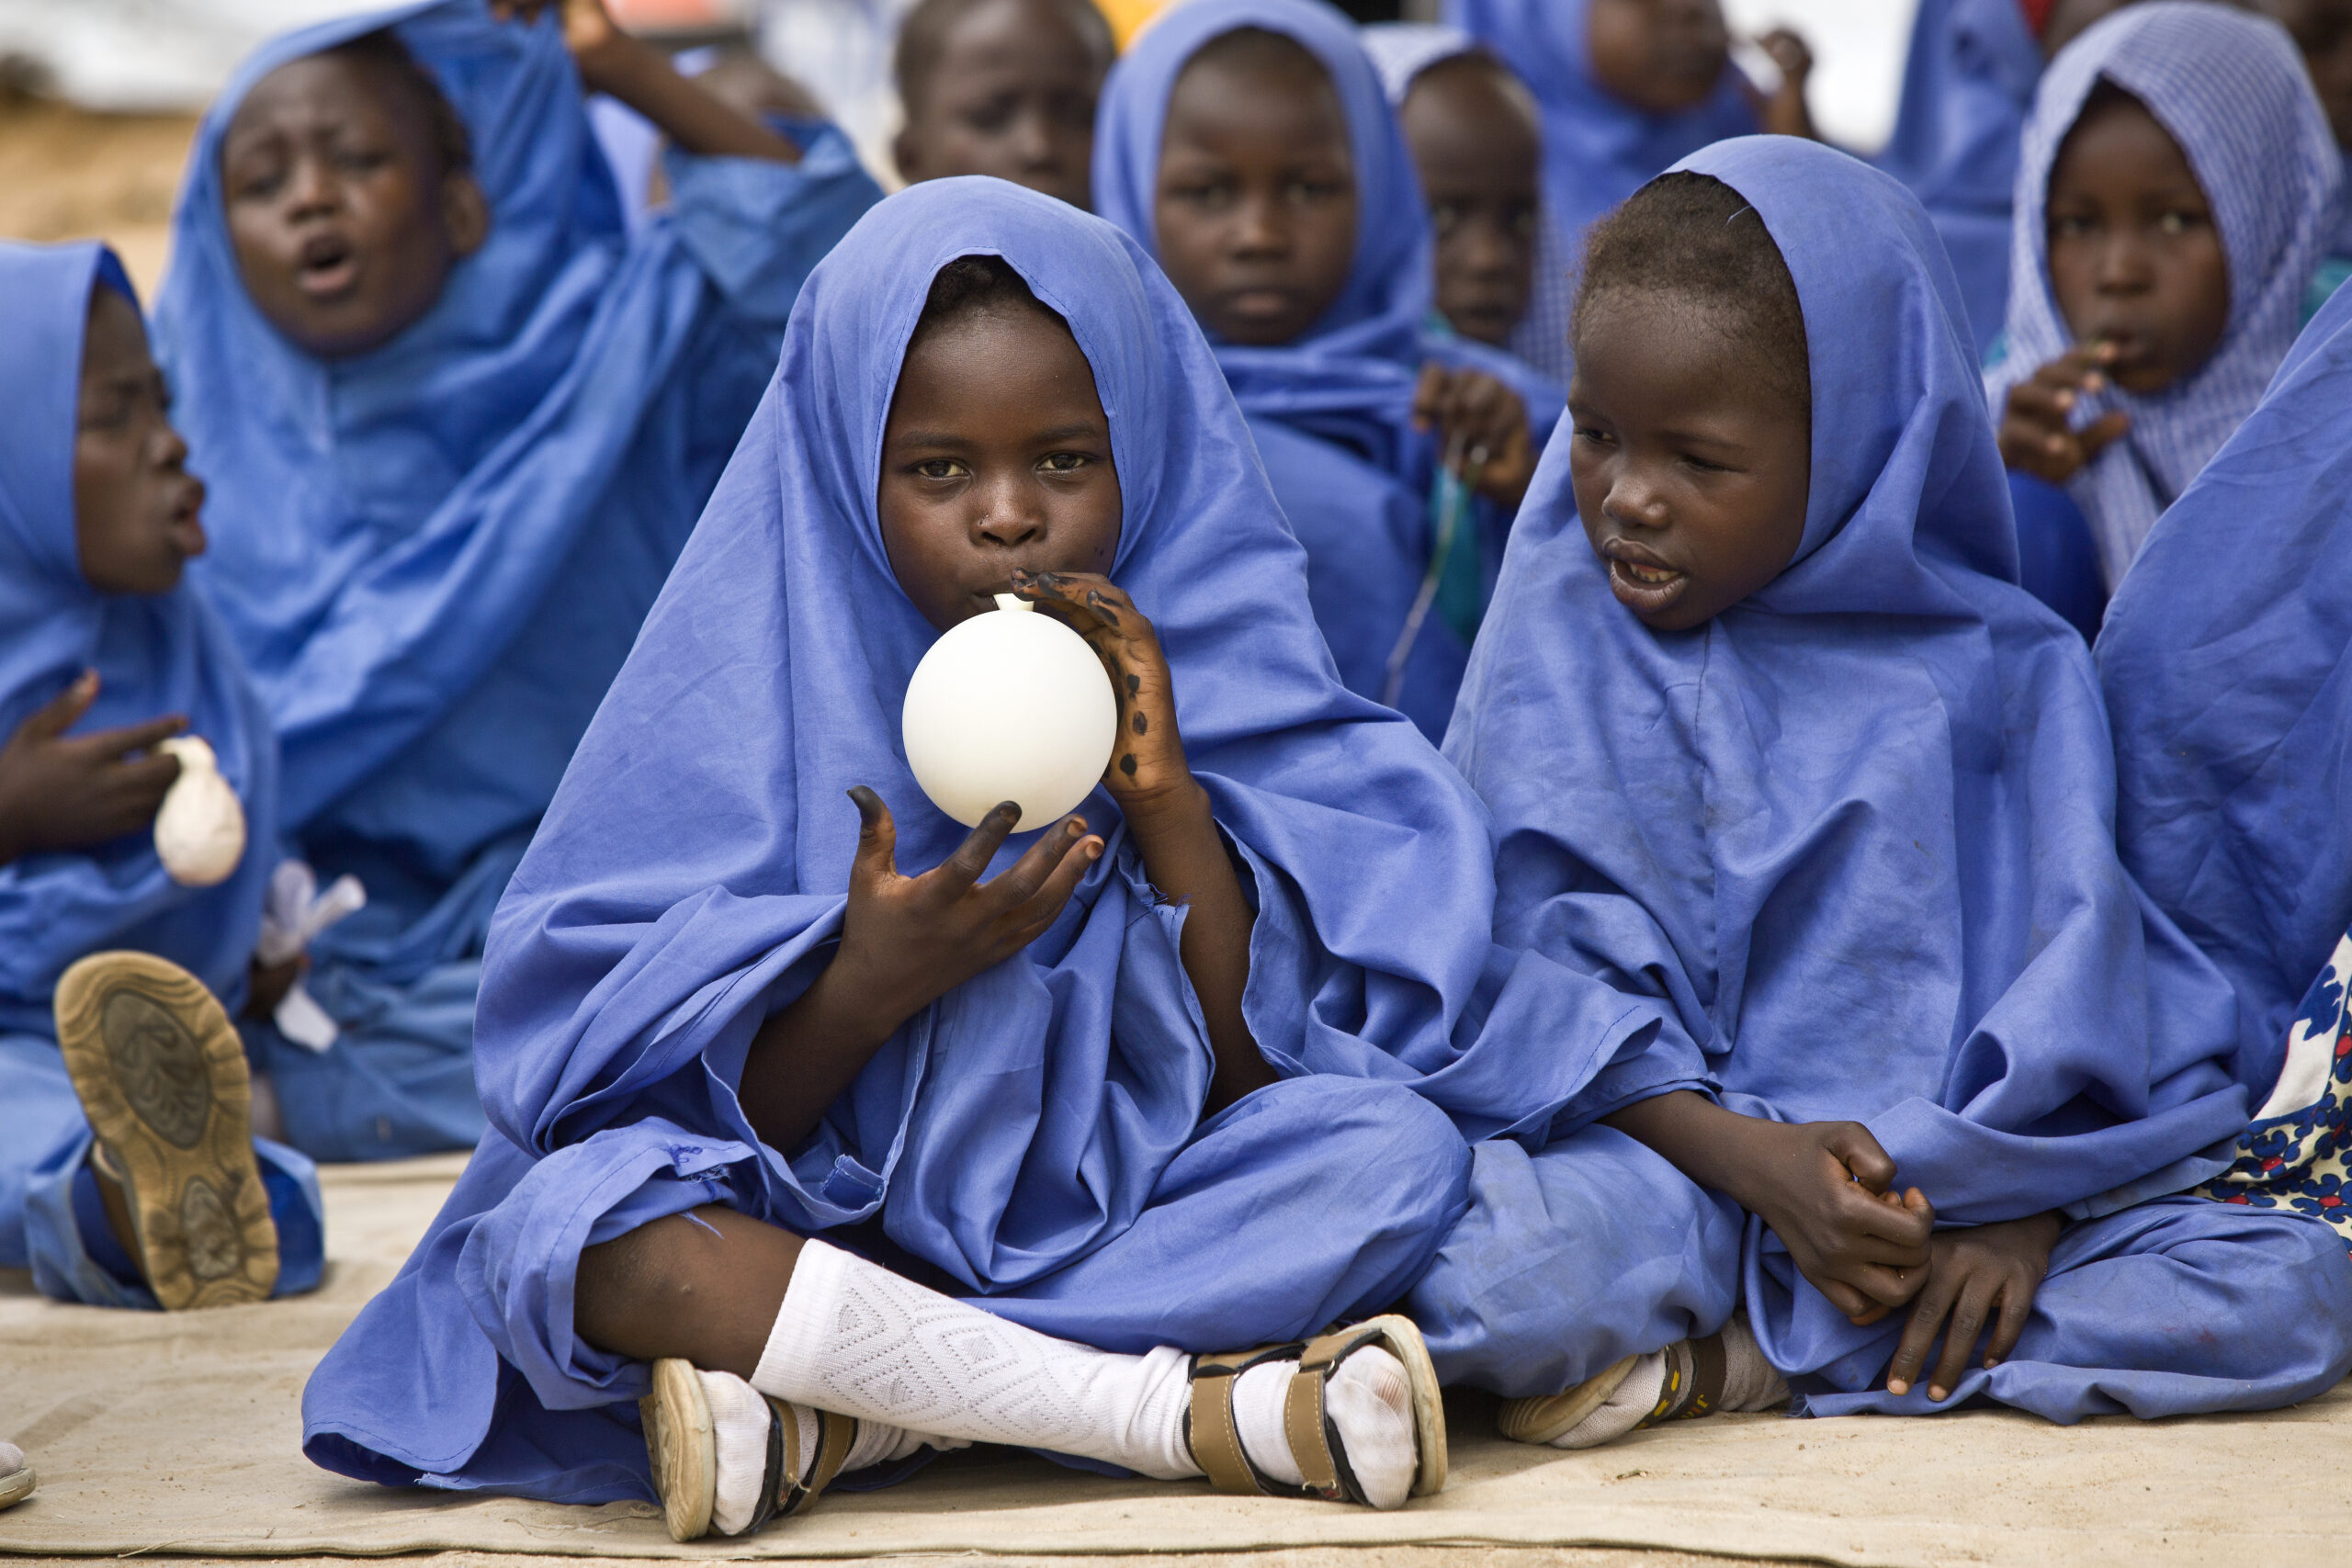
[2,1152,2342,1566]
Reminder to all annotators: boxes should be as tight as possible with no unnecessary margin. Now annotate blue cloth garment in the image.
[2006,468,2103,642]
[0,240,319,1305]
[1359,22,1576,385]
[1984,3,2339,589]
[153,0,880,1159]
[300,178,1653,1501]
[1093,0,1560,739]
[1423,137,2334,1416]
[1872,0,2044,355]
[1444,0,1757,259]
[2098,277,2352,1101]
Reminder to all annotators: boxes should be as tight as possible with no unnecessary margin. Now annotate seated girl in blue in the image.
[2100,260,2352,1247]
[1404,139,2352,1449]
[1986,3,2337,626]
[151,0,880,1162]
[0,240,325,1314]
[1092,0,1561,740]
[299,179,1645,1536]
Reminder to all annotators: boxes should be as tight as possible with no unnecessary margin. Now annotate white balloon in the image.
[153,735,247,888]
[902,595,1119,831]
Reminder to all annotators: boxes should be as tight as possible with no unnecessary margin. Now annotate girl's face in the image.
[1151,39,1358,347]
[877,303,1123,632]
[1587,0,1730,116]
[892,0,1105,210]
[1399,56,1542,349]
[1567,289,1811,631]
[75,288,207,596]
[2044,91,2228,395]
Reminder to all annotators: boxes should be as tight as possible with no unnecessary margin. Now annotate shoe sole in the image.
[1498,1353,1641,1447]
[0,1467,33,1510]
[641,1359,716,1541]
[1348,1314,1448,1499]
[53,953,277,1311]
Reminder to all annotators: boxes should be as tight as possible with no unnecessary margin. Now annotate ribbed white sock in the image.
[1230,1348,1419,1509]
[751,1239,1198,1481]
[1550,1351,1665,1450]
[699,1365,963,1536]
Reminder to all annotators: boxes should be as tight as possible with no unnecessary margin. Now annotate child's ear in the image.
[442,171,491,260]
[892,123,927,184]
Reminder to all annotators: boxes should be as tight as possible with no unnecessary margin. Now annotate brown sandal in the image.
[1186,1314,1446,1506]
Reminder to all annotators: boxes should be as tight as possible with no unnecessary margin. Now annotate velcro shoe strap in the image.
[1187,1344,1303,1496]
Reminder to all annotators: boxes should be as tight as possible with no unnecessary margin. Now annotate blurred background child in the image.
[891,0,1114,208]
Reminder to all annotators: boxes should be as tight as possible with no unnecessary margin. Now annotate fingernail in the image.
[1928,1385,1948,1402]
[1886,1378,1908,1395]
[2054,391,2072,409]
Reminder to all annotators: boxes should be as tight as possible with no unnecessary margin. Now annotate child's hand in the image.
[1751,28,1816,141]
[489,0,628,91]
[1412,365,1537,508]
[1999,344,2131,484]
[827,787,1102,1035]
[0,671,184,864]
[1008,570,1199,822]
[1883,1212,2062,1401]
[1739,1119,1936,1323]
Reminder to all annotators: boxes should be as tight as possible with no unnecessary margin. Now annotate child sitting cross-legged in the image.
[1094,0,1560,740]
[0,241,327,1315]
[151,0,879,1165]
[298,179,1630,1535]
[1405,141,2352,1443]
[890,0,1114,209]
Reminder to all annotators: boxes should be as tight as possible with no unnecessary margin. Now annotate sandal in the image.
[53,952,277,1311]
[1498,1333,1728,1446]
[1186,1314,1446,1506]
[640,1359,857,1541]
[0,1441,34,1511]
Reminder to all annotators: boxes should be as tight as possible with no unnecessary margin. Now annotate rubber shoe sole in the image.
[641,1359,717,1541]
[1497,1353,1642,1447]
[0,1465,34,1510]
[53,952,277,1311]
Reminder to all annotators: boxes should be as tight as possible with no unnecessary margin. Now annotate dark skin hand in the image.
[1608,1091,1937,1321]
[1747,28,1816,141]
[893,0,1109,209]
[1397,54,1542,351]
[1568,288,1812,631]
[1884,1212,2063,1402]
[1412,363,1537,507]
[1997,342,2130,484]
[0,673,182,864]
[490,0,800,163]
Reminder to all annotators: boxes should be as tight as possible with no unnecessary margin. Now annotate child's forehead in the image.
[227,48,417,142]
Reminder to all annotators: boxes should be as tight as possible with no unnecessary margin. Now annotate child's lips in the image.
[294,237,360,301]
[1604,549,1689,615]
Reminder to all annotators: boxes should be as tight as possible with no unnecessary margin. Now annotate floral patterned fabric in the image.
[2200,931,2352,1249]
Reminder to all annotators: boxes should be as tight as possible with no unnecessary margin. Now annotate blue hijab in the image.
[1092,0,1559,735]
[0,243,276,1029]
[474,176,1640,1260]
[1873,0,2043,355]
[1449,139,2250,1237]
[1984,4,2339,589]
[1445,0,1757,261]
[2099,280,2352,1100]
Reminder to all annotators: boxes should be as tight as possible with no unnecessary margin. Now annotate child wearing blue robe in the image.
[1986,4,2338,625]
[2100,274,2352,1241]
[151,0,880,1162]
[299,179,1647,1536]
[1873,0,2044,354]
[0,240,325,1313]
[1091,0,1562,741]
[1404,138,2352,1449]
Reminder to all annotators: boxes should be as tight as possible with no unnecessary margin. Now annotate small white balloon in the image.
[153,735,247,888]
[902,594,1120,831]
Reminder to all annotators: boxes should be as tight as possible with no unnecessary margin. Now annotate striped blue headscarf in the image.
[1985,2,2339,588]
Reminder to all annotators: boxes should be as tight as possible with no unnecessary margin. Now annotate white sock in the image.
[1718,1314,1789,1413]
[699,1366,964,1536]
[1231,1348,1419,1510]
[1549,1351,1666,1450]
[752,1239,1196,1481]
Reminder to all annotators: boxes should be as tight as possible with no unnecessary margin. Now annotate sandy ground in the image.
[1,1555,1766,1567]
[0,93,199,296]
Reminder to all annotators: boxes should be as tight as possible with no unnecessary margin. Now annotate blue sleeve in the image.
[660,120,884,329]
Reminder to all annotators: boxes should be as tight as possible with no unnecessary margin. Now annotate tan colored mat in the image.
[1,1154,2335,1566]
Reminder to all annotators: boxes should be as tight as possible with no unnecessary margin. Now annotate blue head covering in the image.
[0,243,276,1026]
[1094,0,1441,461]
[1449,139,2250,1254]
[1985,3,2340,588]
[470,178,1640,1296]
[1445,0,1758,261]
[1872,0,2044,353]
[2099,280,2352,1099]
[1359,21,1576,384]
[154,0,719,833]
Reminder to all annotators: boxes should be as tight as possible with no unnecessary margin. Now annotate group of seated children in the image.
[7,0,2352,1542]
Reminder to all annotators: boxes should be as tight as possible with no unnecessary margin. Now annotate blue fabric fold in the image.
[153,0,878,1156]
[2098,275,2352,1102]
[301,178,1640,1498]
[1092,0,1560,739]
